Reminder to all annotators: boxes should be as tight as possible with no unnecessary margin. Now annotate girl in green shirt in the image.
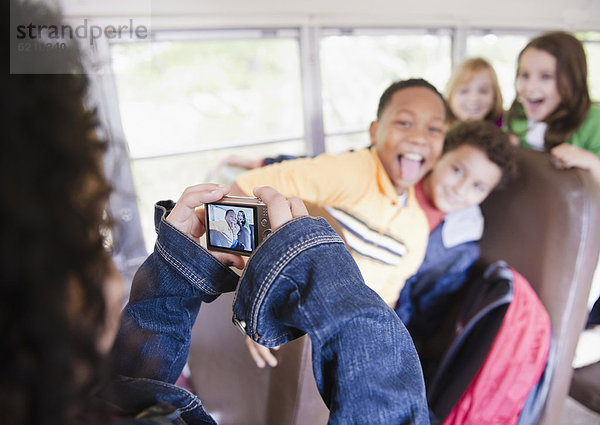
[506,31,600,183]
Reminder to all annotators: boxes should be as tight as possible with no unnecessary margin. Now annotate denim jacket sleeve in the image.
[111,201,240,384]
[233,216,430,425]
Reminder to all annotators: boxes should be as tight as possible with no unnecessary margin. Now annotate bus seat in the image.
[570,360,600,413]
[479,148,600,425]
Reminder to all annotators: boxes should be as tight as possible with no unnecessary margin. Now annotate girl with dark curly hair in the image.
[3,1,115,423]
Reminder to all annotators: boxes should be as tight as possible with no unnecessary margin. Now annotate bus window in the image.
[578,32,600,103]
[320,28,452,153]
[466,31,533,109]
[110,30,305,251]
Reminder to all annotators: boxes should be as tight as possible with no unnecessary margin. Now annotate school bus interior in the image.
[56,0,600,423]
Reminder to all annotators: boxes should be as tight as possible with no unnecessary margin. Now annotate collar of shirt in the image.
[525,120,548,151]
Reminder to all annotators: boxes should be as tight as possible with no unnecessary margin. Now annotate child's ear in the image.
[369,121,378,146]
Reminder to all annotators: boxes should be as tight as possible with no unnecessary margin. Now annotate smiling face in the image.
[237,210,245,223]
[516,47,562,122]
[371,86,447,194]
[424,144,502,213]
[450,70,495,122]
[225,210,237,228]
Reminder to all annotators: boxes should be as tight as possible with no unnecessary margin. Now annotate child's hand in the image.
[167,183,230,240]
[550,143,597,170]
[245,335,280,368]
[550,143,600,184]
[167,183,246,269]
[252,186,308,229]
[218,154,264,171]
[508,133,520,147]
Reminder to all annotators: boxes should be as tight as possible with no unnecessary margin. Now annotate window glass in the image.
[325,131,370,155]
[577,32,600,103]
[111,37,304,158]
[131,141,304,252]
[466,32,533,109]
[110,34,305,250]
[320,30,452,152]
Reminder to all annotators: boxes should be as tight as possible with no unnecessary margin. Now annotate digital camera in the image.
[205,196,271,256]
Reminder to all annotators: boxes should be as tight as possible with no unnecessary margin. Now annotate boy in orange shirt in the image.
[233,79,448,367]
[234,79,447,307]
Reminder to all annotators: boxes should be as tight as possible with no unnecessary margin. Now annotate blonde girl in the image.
[507,31,600,182]
[446,57,504,126]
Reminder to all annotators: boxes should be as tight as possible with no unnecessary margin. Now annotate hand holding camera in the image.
[165,183,245,269]
[166,184,307,264]
[252,186,308,229]
[205,186,308,256]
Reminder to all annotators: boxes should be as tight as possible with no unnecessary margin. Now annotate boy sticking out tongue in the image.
[369,81,447,196]
[233,78,447,367]
[234,79,446,307]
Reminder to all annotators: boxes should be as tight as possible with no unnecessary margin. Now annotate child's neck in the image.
[395,187,408,203]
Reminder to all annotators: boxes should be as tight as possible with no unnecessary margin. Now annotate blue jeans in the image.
[109,201,429,424]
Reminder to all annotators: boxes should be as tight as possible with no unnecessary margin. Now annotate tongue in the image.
[400,156,422,182]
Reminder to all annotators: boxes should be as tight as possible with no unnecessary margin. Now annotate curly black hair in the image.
[1,1,112,424]
[444,121,518,189]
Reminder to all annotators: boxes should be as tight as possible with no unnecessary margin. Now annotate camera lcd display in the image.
[206,203,257,253]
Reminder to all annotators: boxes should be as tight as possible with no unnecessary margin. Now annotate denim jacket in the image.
[233,215,429,424]
[103,200,239,424]
[102,201,429,424]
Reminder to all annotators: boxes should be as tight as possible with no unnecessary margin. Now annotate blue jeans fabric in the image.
[107,201,429,424]
[233,216,429,424]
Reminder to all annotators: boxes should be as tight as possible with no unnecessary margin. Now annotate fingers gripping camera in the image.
[205,196,271,256]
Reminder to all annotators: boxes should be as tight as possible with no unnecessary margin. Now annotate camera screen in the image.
[206,203,256,253]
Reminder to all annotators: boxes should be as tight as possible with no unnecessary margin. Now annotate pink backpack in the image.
[442,267,551,425]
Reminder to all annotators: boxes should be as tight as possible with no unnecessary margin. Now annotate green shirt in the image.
[510,104,600,157]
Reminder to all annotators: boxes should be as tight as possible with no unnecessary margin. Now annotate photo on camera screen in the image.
[206,203,256,253]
